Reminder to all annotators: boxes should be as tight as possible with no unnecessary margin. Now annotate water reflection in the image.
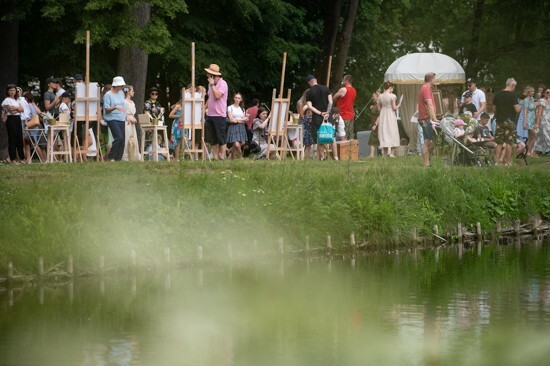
[1,241,550,365]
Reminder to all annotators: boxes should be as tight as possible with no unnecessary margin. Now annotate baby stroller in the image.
[440,116,494,166]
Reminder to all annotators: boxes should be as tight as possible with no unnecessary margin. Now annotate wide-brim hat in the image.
[454,119,466,127]
[112,76,126,87]
[204,64,222,76]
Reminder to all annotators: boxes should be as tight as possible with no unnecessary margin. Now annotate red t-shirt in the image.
[418,84,434,120]
[336,86,357,120]
[245,105,258,130]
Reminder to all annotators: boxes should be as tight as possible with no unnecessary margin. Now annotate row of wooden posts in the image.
[2,219,548,282]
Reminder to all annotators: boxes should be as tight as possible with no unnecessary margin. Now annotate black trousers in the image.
[6,115,24,161]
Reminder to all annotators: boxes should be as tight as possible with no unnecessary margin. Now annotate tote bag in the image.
[317,121,335,144]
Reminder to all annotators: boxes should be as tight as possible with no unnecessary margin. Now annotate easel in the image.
[185,42,209,160]
[73,31,101,161]
[266,88,291,160]
[266,52,292,160]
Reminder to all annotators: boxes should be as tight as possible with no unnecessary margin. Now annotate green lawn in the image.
[1,155,549,273]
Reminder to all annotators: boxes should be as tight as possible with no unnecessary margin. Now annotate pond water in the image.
[1,240,550,366]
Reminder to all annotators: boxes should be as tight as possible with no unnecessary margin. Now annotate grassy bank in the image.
[1,156,549,272]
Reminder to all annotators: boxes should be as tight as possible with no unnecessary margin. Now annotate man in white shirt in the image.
[461,78,486,119]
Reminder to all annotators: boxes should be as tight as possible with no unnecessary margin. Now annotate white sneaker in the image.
[334,157,339,161]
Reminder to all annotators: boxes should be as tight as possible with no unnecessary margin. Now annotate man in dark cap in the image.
[460,78,486,119]
[43,77,61,116]
[305,75,332,160]
[459,91,477,115]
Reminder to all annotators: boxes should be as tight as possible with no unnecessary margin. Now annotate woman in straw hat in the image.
[103,76,127,161]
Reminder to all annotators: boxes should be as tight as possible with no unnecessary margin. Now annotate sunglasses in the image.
[151,92,158,96]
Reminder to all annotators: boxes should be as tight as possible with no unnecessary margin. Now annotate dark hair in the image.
[233,92,244,108]
[23,91,35,103]
[257,107,269,117]
[5,84,17,97]
[331,106,340,114]
[382,81,393,90]
[251,98,259,107]
[424,72,436,82]
[480,112,490,120]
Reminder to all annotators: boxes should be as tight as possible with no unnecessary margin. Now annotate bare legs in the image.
[495,143,512,165]
[422,139,434,167]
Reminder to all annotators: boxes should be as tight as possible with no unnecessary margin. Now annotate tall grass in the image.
[1,156,549,272]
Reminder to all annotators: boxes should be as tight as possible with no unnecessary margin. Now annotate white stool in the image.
[141,125,170,162]
[47,125,72,163]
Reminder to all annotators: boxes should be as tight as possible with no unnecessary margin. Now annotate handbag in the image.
[317,121,335,143]
[25,114,40,129]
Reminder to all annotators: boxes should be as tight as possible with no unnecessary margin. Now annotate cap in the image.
[306,75,316,82]
[467,78,476,85]
[454,119,466,127]
[149,87,159,93]
[46,77,56,84]
[74,73,83,81]
[464,91,472,98]
[61,92,71,98]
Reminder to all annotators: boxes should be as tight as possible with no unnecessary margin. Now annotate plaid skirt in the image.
[226,123,247,143]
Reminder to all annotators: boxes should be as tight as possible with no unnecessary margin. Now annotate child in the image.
[59,92,72,118]
[147,134,169,161]
[302,106,316,158]
[328,107,346,141]
[475,112,496,148]
[320,111,339,160]
[453,119,466,138]
[459,92,477,115]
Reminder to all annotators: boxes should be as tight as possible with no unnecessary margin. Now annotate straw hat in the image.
[204,64,222,76]
[112,76,126,87]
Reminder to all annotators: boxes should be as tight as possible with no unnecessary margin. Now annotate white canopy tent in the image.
[384,52,466,146]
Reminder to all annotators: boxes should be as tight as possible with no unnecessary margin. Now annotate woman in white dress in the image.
[122,85,141,161]
[377,81,401,157]
[533,87,550,155]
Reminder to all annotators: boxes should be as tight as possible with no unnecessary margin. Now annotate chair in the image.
[285,124,304,160]
[25,126,47,163]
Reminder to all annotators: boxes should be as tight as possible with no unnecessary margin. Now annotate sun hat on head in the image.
[112,76,126,87]
[204,64,222,76]
[454,119,466,127]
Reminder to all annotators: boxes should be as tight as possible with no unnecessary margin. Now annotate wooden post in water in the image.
[197,245,203,263]
[227,242,233,261]
[278,237,284,256]
[514,220,521,235]
[131,250,137,272]
[8,261,13,280]
[457,223,463,242]
[67,255,73,276]
[99,256,105,275]
[164,247,171,266]
[496,220,502,233]
[433,225,439,236]
[38,257,44,277]
[350,233,356,249]
[412,227,417,241]
[305,236,310,256]
[476,222,482,240]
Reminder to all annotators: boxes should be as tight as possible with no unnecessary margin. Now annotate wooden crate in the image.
[336,140,359,160]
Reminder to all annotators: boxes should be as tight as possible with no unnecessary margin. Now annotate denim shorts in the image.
[419,120,435,141]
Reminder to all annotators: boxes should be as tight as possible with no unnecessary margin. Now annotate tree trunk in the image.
[117,0,151,114]
[0,0,19,88]
[465,0,485,77]
[314,0,342,86]
[333,0,360,92]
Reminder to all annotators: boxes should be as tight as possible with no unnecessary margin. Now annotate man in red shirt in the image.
[333,75,357,139]
[417,72,439,167]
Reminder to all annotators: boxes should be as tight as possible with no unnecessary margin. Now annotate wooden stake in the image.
[457,223,463,241]
[227,242,233,261]
[305,235,310,254]
[496,220,502,233]
[8,261,13,280]
[197,245,203,262]
[326,55,333,88]
[326,235,332,250]
[164,247,171,264]
[279,52,287,98]
[350,233,356,248]
[278,237,284,256]
[476,222,482,239]
[514,220,521,235]
[131,250,136,271]
[433,225,439,236]
[38,257,44,277]
[67,255,73,276]
[412,227,417,241]
[99,256,105,274]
